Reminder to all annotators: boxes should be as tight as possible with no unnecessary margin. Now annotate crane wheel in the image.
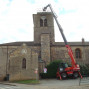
[73,72,79,78]
[61,73,67,79]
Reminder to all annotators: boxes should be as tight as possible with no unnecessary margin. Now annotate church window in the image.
[40,16,47,27]
[40,19,43,27]
[22,58,26,69]
[44,19,47,26]
[75,48,81,58]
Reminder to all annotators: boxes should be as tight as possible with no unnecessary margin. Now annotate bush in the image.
[40,60,89,78]
[80,64,89,76]
[40,60,63,78]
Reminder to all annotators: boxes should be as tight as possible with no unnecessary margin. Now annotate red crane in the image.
[43,4,83,79]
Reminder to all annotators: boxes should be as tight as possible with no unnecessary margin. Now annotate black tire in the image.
[73,72,79,78]
[61,73,67,79]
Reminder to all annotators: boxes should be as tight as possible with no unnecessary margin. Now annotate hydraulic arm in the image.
[43,4,76,67]
[43,4,82,79]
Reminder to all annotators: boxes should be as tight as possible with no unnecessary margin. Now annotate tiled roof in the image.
[0,41,40,46]
[53,42,89,46]
[0,41,89,46]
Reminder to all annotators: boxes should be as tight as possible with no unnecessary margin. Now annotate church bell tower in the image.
[33,12,55,44]
[33,12,55,64]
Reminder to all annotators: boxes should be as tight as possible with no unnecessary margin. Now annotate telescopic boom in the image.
[43,4,68,45]
[43,4,76,67]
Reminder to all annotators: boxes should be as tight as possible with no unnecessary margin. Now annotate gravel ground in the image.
[15,84,89,89]
[14,79,89,89]
[33,85,89,89]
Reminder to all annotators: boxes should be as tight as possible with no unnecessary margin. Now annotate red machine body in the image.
[56,45,82,79]
[43,4,83,79]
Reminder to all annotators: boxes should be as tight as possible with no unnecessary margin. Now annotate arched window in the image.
[40,16,47,27]
[22,58,26,69]
[75,48,81,58]
[40,19,43,27]
[44,19,47,26]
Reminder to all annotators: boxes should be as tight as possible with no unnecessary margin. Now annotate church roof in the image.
[0,41,40,46]
[0,41,89,46]
[53,42,89,46]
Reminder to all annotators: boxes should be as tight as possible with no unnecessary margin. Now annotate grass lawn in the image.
[12,80,39,84]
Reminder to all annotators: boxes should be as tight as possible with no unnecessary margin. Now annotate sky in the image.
[0,0,89,44]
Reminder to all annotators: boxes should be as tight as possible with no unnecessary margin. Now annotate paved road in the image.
[0,79,89,89]
[0,84,34,89]
[0,84,20,89]
[40,79,80,86]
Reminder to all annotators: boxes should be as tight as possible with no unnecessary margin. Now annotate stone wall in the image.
[51,46,70,63]
[33,12,55,44]
[0,43,89,80]
[9,44,38,81]
[51,46,89,64]
[0,44,40,81]
[41,34,50,65]
[0,46,7,80]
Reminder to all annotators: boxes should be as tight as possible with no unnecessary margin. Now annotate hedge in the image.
[80,64,89,76]
[40,60,63,78]
[40,60,89,78]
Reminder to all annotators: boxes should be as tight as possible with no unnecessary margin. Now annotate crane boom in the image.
[43,4,68,45]
[43,4,76,67]
[43,4,83,79]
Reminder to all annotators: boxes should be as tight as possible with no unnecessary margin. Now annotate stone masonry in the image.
[41,34,50,65]
[0,12,89,81]
[9,43,38,81]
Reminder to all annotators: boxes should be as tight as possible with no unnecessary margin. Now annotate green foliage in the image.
[40,60,89,78]
[40,60,63,78]
[80,64,89,76]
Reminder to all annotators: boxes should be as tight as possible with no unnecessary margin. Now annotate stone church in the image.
[0,12,89,81]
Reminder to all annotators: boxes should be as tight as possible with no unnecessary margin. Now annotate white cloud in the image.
[0,0,34,43]
[0,0,89,44]
[54,0,89,42]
